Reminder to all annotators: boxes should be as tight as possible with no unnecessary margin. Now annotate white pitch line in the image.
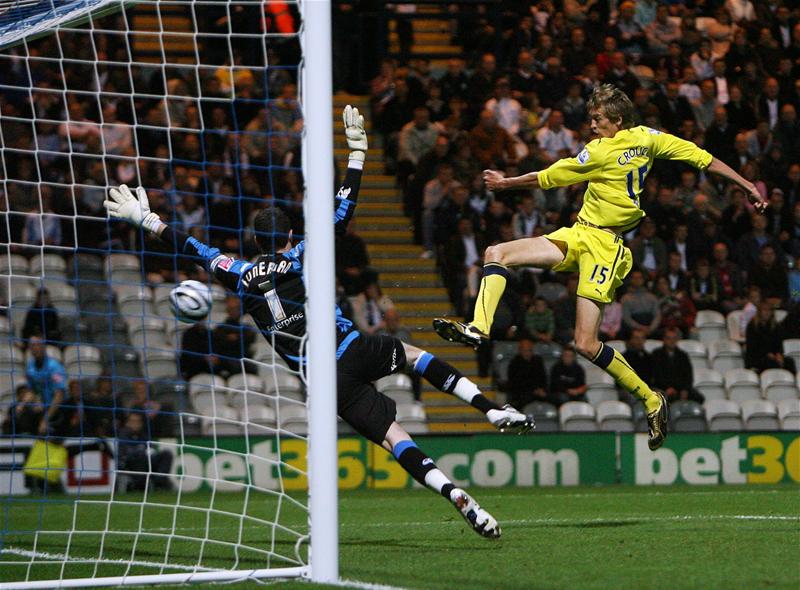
[333,579,410,590]
[476,488,789,500]
[0,546,218,573]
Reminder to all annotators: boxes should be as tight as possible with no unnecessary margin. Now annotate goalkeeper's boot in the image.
[433,318,488,349]
[487,404,535,434]
[450,488,501,539]
[646,390,669,450]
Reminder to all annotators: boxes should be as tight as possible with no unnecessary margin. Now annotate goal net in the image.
[0,0,337,586]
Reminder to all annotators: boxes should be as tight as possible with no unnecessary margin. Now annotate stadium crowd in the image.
[363,0,799,402]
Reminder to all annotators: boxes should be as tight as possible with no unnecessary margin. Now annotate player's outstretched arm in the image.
[706,157,768,213]
[334,105,368,234]
[483,169,540,192]
[104,184,247,290]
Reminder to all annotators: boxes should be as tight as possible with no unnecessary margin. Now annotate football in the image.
[169,280,212,323]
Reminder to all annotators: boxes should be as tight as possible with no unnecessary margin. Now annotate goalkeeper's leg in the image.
[573,297,668,450]
[383,423,500,539]
[403,343,533,434]
[433,237,564,346]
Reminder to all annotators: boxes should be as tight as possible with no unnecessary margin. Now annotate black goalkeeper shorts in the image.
[336,333,407,444]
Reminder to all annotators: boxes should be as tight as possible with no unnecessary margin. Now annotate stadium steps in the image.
[334,92,499,430]
[132,5,196,63]
[387,12,463,67]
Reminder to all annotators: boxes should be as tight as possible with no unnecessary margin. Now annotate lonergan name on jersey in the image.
[617,146,649,166]
[241,259,293,288]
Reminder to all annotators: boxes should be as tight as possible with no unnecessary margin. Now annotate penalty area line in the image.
[0,546,217,573]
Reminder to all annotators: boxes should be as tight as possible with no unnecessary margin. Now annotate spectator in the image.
[598,297,623,342]
[22,192,61,249]
[689,259,720,312]
[654,276,696,338]
[557,81,588,131]
[377,308,421,400]
[725,85,757,132]
[612,2,646,55]
[655,80,694,134]
[630,218,667,280]
[745,301,796,374]
[442,217,487,317]
[711,242,745,313]
[704,106,737,166]
[179,321,221,380]
[83,376,116,438]
[397,107,442,190]
[650,327,704,404]
[548,346,587,406]
[485,78,523,138]
[756,77,783,130]
[505,338,548,409]
[21,288,61,345]
[721,187,753,243]
[350,280,395,336]
[736,214,782,275]
[646,5,681,56]
[466,54,500,117]
[468,109,517,169]
[535,110,576,163]
[748,244,789,305]
[213,295,257,375]
[2,385,43,435]
[623,329,653,386]
[117,412,173,491]
[25,336,67,435]
[665,251,689,293]
[511,194,542,240]
[603,52,640,97]
[553,275,579,344]
[335,221,371,296]
[421,163,459,258]
[524,297,554,343]
[621,270,660,339]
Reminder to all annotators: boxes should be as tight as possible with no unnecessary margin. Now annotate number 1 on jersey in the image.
[264,288,287,321]
[625,164,649,205]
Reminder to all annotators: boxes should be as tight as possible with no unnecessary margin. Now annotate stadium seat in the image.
[559,401,597,432]
[63,344,103,377]
[631,404,648,432]
[228,373,265,393]
[537,282,566,304]
[677,339,709,371]
[248,405,277,428]
[279,403,308,435]
[695,310,727,344]
[29,254,67,278]
[263,371,304,401]
[760,368,797,402]
[201,406,242,436]
[670,400,706,432]
[153,284,174,317]
[396,402,429,434]
[117,286,156,317]
[104,253,142,283]
[741,399,780,431]
[708,339,744,374]
[0,254,29,276]
[723,368,761,402]
[0,315,10,337]
[142,349,177,379]
[586,387,618,406]
[595,400,633,432]
[42,282,78,315]
[522,401,558,432]
[585,368,616,394]
[777,399,800,430]
[783,339,800,370]
[0,345,25,374]
[644,339,661,353]
[774,309,787,323]
[605,340,626,353]
[189,373,227,396]
[152,380,188,411]
[130,330,169,350]
[375,373,415,405]
[704,399,743,432]
[227,375,269,409]
[726,310,744,343]
[491,340,518,386]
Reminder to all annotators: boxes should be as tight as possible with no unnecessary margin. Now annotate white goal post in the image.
[0,0,337,586]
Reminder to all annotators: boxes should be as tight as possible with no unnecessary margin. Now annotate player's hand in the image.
[343,105,367,161]
[747,187,768,214]
[104,184,162,232]
[483,169,506,191]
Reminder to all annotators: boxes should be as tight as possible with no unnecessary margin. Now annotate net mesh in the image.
[0,0,313,583]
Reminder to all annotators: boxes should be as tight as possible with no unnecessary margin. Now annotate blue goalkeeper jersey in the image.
[166,164,363,372]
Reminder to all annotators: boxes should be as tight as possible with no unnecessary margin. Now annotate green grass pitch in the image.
[1,485,798,590]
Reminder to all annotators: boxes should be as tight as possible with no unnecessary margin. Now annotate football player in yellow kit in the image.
[433,84,767,450]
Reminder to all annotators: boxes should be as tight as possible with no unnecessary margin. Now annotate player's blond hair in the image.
[587,84,635,129]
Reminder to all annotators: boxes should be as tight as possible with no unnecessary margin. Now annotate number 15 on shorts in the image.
[589,264,609,284]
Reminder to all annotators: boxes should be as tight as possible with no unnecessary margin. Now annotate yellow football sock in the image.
[592,344,661,414]
[471,263,509,335]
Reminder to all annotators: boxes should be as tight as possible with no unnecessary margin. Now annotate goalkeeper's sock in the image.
[413,352,499,414]
[471,263,509,335]
[393,440,455,499]
[591,343,661,414]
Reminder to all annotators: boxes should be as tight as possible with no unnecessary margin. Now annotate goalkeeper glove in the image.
[343,104,367,163]
[104,184,163,233]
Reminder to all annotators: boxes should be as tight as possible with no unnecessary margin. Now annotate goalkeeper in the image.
[433,84,768,451]
[104,105,532,539]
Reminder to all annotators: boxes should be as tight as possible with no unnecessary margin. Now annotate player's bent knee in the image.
[483,244,504,265]
[574,338,600,359]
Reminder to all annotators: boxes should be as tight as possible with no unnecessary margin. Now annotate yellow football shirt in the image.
[537,126,713,231]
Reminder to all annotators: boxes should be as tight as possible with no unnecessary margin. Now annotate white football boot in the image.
[487,404,535,434]
[450,488,501,539]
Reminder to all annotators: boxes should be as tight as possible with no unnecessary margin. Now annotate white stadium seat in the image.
[188,373,227,396]
[741,399,780,431]
[585,368,616,391]
[693,368,726,401]
[263,371,304,400]
[724,368,761,402]
[596,400,633,432]
[29,254,67,278]
[726,310,745,343]
[708,339,744,374]
[695,310,727,344]
[201,406,242,436]
[605,340,626,353]
[704,399,742,432]
[759,368,796,401]
[278,403,308,435]
[0,254,29,276]
[777,399,800,430]
[560,401,597,432]
[678,339,710,371]
[586,387,618,406]
[644,339,661,353]
[783,339,800,370]
[396,402,429,434]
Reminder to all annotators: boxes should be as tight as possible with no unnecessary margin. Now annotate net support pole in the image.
[301,0,338,584]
